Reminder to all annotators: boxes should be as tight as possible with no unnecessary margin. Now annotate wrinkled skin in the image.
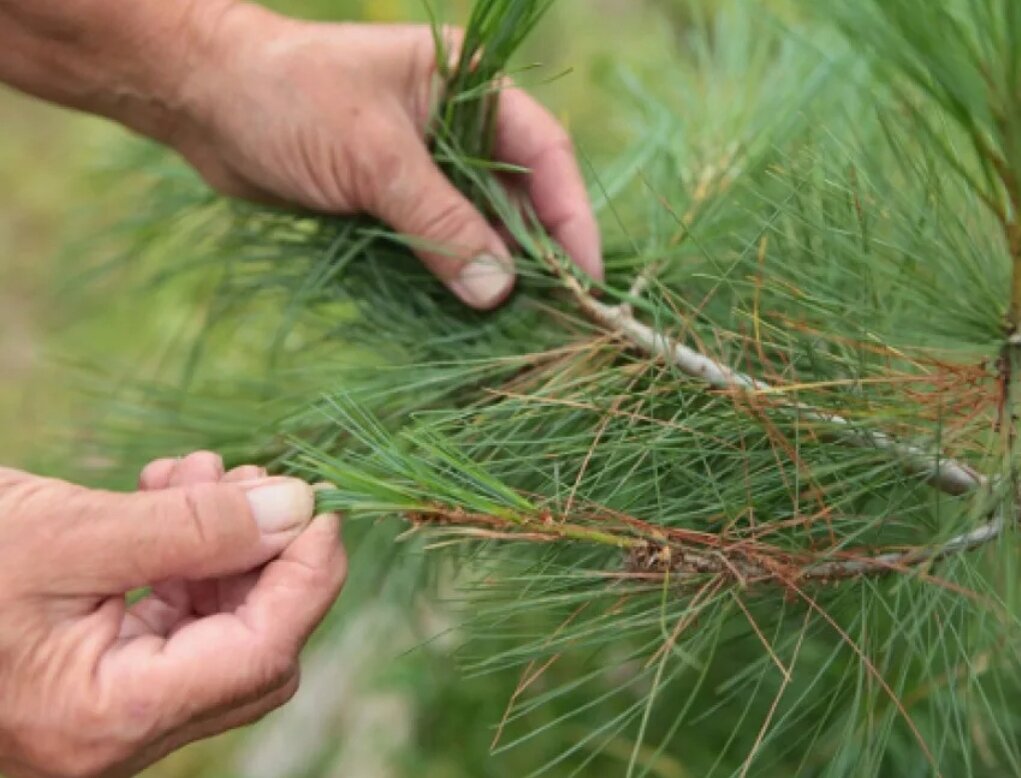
[0,453,346,778]
[168,9,603,307]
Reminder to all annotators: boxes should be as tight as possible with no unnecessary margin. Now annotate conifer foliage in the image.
[92,0,1021,775]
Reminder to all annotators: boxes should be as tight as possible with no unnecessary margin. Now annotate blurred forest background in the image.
[0,1,692,775]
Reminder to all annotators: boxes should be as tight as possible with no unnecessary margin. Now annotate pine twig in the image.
[402,501,1006,584]
[545,255,987,498]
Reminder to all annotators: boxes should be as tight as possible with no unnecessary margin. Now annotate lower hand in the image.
[0,452,345,778]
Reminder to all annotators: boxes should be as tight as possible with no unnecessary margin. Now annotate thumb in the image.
[6,472,316,593]
[370,142,515,310]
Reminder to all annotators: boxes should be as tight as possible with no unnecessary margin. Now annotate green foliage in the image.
[76,0,1021,775]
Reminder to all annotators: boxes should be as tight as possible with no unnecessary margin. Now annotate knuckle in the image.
[1,672,137,778]
[297,543,347,596]
[0,474,71,589]
[0,472,54,522]
[294,559,337,596]
[344,119,408,211]
[281,671,302,704]
[365,143,406,189]
[258,648,300,691]
[13,729,124,778]
[160,486,208,543]
[238,673,301,730]
[109,687,165,742]
[415,196,477,247]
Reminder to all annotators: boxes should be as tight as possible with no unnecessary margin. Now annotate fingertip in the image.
[306,511,343,546]
[555,214,604,282]
[139,458,179,491]
[224,464,269,483]
[311,512,347,597]
[240,511,346,647]
[288,512,346,591]
[171,451,226,486]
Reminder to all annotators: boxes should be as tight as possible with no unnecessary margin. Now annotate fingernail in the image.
[244,478,315,534]
[449,253,514,309]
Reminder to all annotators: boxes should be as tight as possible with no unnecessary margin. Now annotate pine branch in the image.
[543,253,988,498]
[393,495,1006,586]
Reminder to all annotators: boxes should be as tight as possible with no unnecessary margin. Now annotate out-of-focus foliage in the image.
[8,1,1021,777]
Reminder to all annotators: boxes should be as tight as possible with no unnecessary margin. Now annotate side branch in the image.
[548,258,986,498]
[403,504,1006,584]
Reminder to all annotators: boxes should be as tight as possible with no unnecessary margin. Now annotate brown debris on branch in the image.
[402,500,1005,587]
[544,253,987,497]
[406,250,1010,582]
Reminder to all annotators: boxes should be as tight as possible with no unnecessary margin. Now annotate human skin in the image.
[0,454,346,778]
[0,0,602,307]
[0,2,601,775]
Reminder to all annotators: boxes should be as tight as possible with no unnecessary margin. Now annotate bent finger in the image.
[138,459,178,491]
[140,672,300,769]
[224,465,268,483]
[367,129,514,310]
[119,581,192,640]
[494,87,602,280]
[102,513,344,731]
[32,476,315,592]
[235,512,346,649]
[168,451,225,486]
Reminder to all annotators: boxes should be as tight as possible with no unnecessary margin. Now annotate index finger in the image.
[494,87,603,281]
[100,513,346,731]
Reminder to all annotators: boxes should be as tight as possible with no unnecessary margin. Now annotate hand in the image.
[0,0,601,308]
[165,8,602,308]
[0,452,346,778]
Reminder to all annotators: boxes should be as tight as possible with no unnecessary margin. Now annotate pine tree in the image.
[81,0,1021,775]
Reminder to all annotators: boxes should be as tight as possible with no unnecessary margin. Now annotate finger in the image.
[367,129,515,310]
[494,87,603,280]
[224,465,268,483]
[180,669,300,739]
[138,458,178,491]
[187,569,261,618]
[121,468,272,637]
[103,514,344,732]
[169,451,225,486]
[119,580,192,639]
[236,512,346,649]
[15,474,316,592]
[130,672,300,773]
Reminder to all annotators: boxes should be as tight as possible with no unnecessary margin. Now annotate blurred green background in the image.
[0,1,687,775]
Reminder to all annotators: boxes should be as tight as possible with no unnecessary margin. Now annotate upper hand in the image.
[166,8,602,309]
[0,452,345,778]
